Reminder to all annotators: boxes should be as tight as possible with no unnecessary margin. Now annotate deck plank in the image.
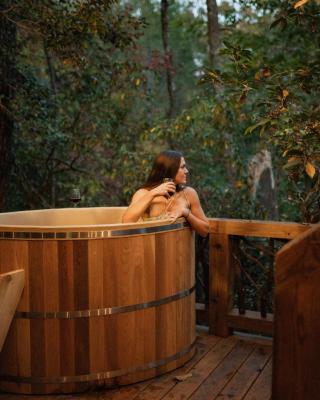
[215,344,272,400]
[190,339,255,400]
[160,336,238,399]
[0,334,272,400]
[244,358,272,400]
[132,334,221,400]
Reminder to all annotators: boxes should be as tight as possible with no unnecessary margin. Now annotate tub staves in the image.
[0,207,195,394]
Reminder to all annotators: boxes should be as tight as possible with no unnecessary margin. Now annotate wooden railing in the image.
[206,218,312,337]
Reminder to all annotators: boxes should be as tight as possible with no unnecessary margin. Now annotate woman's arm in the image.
[167,187,209,237]
[122,181,176,223]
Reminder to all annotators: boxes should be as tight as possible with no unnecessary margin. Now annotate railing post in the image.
[273,224,320,400]
[208,232,233,337]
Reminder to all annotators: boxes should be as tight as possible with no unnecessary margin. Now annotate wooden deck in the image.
[0,328,272,400]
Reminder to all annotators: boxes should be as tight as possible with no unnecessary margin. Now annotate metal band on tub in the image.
[0,340,196,384]
[15,285,195,319]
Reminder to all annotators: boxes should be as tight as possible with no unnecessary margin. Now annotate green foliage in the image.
[203,0,320,222]
[6,0,147,209]
[126,0,208,117]
[3,0,319,224]
[140,95,268,220]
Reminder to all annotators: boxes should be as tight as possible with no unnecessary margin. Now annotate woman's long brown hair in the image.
[141,150,183,190]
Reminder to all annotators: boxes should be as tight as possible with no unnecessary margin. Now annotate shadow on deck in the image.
[0,327,272,400]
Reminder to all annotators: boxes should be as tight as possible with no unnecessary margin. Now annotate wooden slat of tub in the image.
[190,292,196,347]
[43,242,59,313]
[116,309,154,385]
[28,241,45,311]
[156,231,178,297]
[101,236,139,381]
[129,235,157,383]
[117,236,152,379]
[43,241,60,393]
[102,238,117,376]
[179,230,195,364]
[0,241,30,393]
[176,230,186,291]
[13,241,31,394]
[103,236,144,306]
[177,229,195,291]
[102,238,116,307]
[15,318,31,393]
[88,240,105,373]
[28,241,46,394]
[155,231,177,368]
[58,241,75,392]
[142,236,156,375]
[118,237,142,371]
[142,235,156,303]
[73,241,90,379]
[116,230,166,384]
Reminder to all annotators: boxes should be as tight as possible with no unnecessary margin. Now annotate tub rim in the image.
[0,207,189,238]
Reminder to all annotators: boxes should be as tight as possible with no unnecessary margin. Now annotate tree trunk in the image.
[44,41,57,207]
[248,149,279,220]
[0,1,16,211]
[206,0,220,67]
[160,0,175,119]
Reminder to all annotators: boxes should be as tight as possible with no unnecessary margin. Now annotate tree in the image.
[206,0,220,67]
[160,0,175,118]
[0,0,16,211]
[1,0,144,210]
[204,0,320,222]
[129,0,208,120]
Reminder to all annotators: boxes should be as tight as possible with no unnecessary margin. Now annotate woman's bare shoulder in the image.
[131,188,149,203]
[184,186,199,199]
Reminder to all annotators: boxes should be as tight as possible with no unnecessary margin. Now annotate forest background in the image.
[0,0,319,224]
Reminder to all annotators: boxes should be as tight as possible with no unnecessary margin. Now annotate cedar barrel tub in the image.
[0,207,195,394]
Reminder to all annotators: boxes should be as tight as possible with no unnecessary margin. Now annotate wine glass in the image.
[69,188,81,207]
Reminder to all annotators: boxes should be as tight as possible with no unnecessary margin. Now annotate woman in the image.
[122,150,209,237]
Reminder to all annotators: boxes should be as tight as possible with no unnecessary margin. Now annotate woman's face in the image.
[174,157,188,185]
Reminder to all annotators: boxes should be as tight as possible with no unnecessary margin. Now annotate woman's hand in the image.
[150,181,176,198]
[122,181,176,223]
[166,187,209,237]
[166,206,190,222]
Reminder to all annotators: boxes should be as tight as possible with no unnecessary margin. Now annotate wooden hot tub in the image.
[0,207,195,394]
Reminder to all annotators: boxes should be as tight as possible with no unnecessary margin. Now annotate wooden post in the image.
[208,232,233,337]
[273,224,320,400]
[0,269,25,351]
